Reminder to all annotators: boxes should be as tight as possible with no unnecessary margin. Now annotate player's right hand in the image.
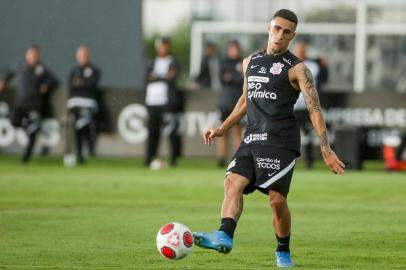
[148,72,157,81]
[72,78,82,87]
[322,149,345,175]
[203,127,224,146]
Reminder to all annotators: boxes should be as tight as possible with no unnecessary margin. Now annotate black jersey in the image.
[4,62,59,112]
[219,57,243,110]
[242,50,302,155]
[69,64,100,99]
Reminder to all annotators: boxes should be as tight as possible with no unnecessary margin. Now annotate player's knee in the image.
[224,176,236,193]
[224,175,244,196]
[269,194,286,210]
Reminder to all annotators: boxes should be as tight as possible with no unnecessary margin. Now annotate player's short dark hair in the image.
[28,44,40,51]
[227,39,240,48]
[273,9,298,27]
[156,36,170,45]
[205,41,216,48]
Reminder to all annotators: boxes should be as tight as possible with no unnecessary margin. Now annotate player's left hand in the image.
[322,149,345,175]
[0,80,6,92]
[40,84,49,94]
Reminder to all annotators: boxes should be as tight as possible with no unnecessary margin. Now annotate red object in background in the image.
[383,145,406,171]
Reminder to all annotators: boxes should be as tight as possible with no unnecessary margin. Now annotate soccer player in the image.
[217,40,244,167]
[67,45,101,164]
[195,42,221,91]
[193,9,345,268]
[0,45,59,163]
[144,36,182,167]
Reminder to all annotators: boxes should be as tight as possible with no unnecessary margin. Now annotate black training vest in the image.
[242,50,301,155]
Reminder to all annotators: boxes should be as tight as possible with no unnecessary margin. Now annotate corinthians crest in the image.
[270,62,284,75]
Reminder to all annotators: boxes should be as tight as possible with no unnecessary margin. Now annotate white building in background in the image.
[142,0,192,35]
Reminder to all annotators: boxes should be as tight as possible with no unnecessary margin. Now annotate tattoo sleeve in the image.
[299,66,322,115]
[319,131,332,159]
[298,64,332,157]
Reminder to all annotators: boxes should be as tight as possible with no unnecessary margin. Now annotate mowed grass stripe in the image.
[0,156,405,269]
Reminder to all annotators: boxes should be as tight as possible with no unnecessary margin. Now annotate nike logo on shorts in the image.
[267,171,278,178]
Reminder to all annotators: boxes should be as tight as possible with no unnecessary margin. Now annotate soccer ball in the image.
[156,222,193,260]
[150,158,167,170]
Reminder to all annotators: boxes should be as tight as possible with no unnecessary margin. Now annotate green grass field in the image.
[0,156,405,270]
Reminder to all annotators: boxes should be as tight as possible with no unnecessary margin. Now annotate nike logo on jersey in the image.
[251,54,263,60]
[250,65,259,69]
[282,57,292,66]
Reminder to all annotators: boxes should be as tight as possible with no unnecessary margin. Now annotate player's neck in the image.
[266,48,288,56]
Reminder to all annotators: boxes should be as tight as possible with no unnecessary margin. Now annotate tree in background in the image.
[145,21,191,88]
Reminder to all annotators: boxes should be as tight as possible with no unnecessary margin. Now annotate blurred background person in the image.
[316,55,329,92]
[67,45,101,164]
[164,71,185,167]
[293,41,325,169]
[396,133,406,161]
[0,45,59,163]
[195,42,221,91]
[217,40,244,167]
[383,130,406,170]
[391,128,406,169]
[144,36,182,167]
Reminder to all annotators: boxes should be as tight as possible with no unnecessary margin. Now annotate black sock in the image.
[219,218,237,238]
[275,234,290,252]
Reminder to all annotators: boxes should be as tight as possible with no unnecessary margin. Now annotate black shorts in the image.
[11,107,38,127]
[226,145,296,197]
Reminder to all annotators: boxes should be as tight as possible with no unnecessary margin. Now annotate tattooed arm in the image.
[294,63,345,175]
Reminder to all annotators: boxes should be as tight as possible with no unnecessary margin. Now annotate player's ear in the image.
[291,31,296,40]
[267,20,273,33]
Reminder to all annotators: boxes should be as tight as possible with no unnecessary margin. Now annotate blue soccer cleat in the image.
[276,251,294,267]
[193,231,233,254]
